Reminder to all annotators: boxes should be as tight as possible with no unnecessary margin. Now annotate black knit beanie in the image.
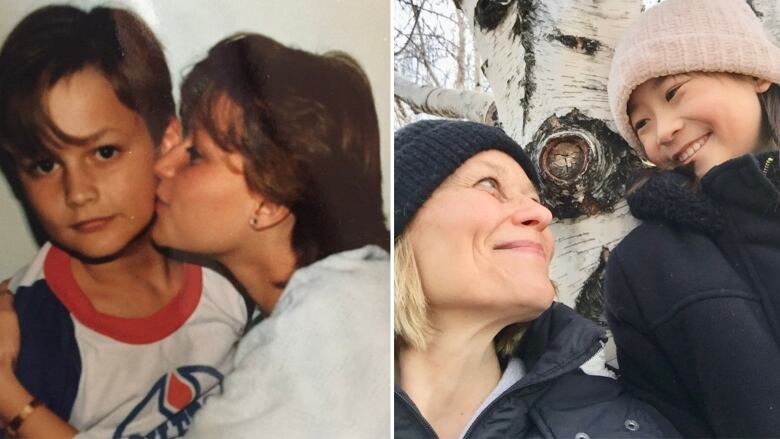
[394,119,540,237]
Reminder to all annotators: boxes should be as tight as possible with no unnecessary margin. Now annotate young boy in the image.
[0,5,249,438]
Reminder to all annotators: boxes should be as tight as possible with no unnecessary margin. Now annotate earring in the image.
[249,217,259,228]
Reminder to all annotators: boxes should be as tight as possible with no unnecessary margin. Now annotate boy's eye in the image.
[30,159,58,175]
[187,145,203,163]
[95,145,119,160]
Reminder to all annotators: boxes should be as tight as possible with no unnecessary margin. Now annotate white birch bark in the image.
[752,0,780,44]
[394,72,497,123]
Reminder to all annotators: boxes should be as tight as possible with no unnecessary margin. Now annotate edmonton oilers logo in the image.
[114,365,223,439]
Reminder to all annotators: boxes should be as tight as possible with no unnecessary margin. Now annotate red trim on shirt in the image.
[43,245,202,344]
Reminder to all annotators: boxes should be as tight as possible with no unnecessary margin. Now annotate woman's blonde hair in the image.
[394,233,432,351]
[394,233,529,355]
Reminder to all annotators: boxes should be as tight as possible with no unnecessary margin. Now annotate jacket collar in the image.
[394,303,605,395]
[628,152,780,235]
[514,302,605,386]
[627,169,725,234]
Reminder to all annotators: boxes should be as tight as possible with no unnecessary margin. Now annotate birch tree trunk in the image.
[751,0,780,41]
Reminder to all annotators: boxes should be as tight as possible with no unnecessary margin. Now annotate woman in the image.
[393,119,678,438]
[1,33,390,438]
[151,33,390,438]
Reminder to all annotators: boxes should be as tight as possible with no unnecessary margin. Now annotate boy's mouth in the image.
[674,133,709,164]
[72,215,115,233]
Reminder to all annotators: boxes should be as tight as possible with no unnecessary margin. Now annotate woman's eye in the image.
[95,145,119,160]
[475,177,499,191]
[187,145,203,163]
[665,84,681,102]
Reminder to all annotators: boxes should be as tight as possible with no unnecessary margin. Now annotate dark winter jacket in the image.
[605,152,780,437]
[394,303,679,438]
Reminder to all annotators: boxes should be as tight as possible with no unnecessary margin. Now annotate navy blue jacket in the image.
[395,303,679,438]
[606,152,780,437]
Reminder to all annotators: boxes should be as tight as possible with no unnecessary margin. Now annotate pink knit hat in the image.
[607,0,780,155]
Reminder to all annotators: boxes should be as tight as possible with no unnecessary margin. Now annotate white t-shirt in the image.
[9,242,248,438]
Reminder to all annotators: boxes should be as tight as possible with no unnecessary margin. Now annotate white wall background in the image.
[0,0,391,278]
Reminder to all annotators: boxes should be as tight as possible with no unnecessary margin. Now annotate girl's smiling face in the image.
[628,72,771,178]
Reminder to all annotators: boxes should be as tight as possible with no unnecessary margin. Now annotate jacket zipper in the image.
[763,156,774,176]
[460,337,605,439]
[395,389,439,438]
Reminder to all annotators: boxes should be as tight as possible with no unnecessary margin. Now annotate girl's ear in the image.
[160,118,183,155]
[249,197,291,231]
[755,78,772,93]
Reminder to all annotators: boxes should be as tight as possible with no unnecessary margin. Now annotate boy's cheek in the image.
[19,178,56,207]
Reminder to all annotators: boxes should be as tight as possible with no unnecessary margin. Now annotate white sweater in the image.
[186,245,390,438]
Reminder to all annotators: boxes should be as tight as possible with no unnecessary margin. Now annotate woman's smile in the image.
[493,240,546,259]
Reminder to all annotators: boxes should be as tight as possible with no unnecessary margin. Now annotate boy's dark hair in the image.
[0,4,174,166]
[180,33,388,268]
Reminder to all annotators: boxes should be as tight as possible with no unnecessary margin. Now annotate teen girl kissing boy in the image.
[0,6,247,438]
[605,0,780,436]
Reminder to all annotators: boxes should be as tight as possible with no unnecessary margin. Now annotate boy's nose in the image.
[64,168,97,207]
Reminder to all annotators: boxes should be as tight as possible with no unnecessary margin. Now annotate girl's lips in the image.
[72,216,115,233]
[674,133,710,164]
[494,240,546,258]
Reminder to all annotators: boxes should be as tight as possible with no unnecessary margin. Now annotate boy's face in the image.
[17,67,158,260]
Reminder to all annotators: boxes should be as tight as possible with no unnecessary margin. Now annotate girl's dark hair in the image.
[180,33,388,268]
[760,83,780,149]
[0,5,174,162]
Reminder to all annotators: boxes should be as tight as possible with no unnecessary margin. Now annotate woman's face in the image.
[628,72,771,178]
[408,150,555,323]
[152,126,259,256]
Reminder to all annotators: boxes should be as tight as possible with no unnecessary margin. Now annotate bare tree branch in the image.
[394,72,496,124]
[394,0,425,56]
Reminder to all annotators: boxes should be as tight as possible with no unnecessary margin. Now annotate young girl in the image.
[605,0,780,436]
